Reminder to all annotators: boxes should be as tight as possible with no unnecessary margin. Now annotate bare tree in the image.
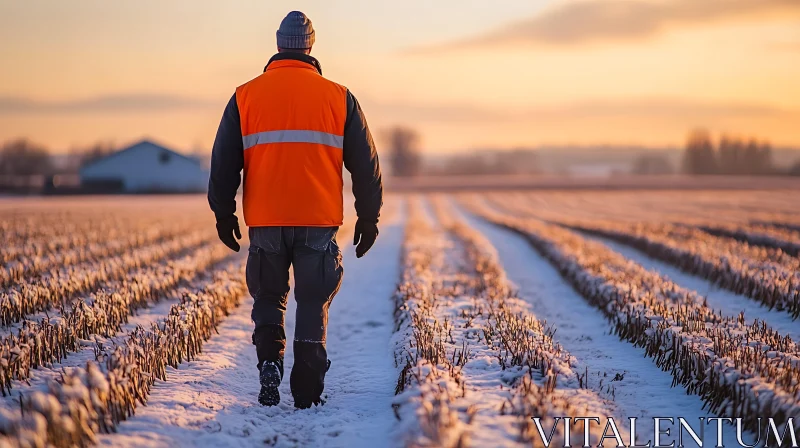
[384,127,422,177]
[683,130,775,176]
[0,139,53,176]
[746,139,773,175]
[716,135,774,175]
[682,129,717,175]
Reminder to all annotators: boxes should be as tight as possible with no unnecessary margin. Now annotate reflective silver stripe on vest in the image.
[242,130,343,150]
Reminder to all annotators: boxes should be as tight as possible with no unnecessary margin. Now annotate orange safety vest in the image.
[236,58,347,227]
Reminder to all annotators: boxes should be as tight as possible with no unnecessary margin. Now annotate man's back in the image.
[236,55,348,227]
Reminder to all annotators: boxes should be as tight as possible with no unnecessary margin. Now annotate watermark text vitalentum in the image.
[530,417,797,447]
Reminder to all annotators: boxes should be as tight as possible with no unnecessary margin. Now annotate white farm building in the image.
[80,140,208,193]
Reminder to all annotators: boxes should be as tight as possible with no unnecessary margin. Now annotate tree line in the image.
[3,130,800,180]
[682,129,777,176]
[0,138,116,177]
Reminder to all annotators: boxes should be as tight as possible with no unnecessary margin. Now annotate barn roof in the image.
[80,139,201,171]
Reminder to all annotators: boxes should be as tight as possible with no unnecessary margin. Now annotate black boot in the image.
[291,341,331,409]
[253,325,286,406]
[259,360,283,406]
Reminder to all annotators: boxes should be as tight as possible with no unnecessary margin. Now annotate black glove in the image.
[353,219,378,258]
[216,215,242,252]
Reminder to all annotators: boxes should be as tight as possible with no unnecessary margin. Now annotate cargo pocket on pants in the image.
[324,238,344,300]
[247,227,283,300]
[246,246,263,299]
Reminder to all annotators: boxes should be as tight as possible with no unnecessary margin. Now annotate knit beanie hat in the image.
[276,11,315,50]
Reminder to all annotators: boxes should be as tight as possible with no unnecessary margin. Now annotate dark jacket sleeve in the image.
[208,93,244,221]
[343,90,383,223]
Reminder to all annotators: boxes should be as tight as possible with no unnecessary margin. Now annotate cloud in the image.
[540,97,791,119]
[410,0,800,51]
[367,96,794,124]
[363,100,505,123]
[0,94,217,114]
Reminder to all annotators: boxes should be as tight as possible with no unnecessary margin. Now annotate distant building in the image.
[79,140,207,193]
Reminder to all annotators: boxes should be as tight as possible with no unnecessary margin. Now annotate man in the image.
[207,11,383,409]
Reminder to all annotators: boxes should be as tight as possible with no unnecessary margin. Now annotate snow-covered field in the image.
[0,190,798,447]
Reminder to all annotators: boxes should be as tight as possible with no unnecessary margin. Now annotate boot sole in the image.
[259,387,280,406]
[260,364,282,388]
[259,363,282,406]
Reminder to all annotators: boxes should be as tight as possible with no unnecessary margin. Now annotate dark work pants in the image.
[247,226,343,398]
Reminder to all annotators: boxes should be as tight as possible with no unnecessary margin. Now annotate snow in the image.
[586,235,800,342]
[419,198,624,446]
[459,206,741,447]
[0,276,215,411]
[390,202,529,447]
[98,208,406,448]
[2,193,794,446]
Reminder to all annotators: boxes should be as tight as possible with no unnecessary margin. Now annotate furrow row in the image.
[392,197,468,446]
[431,197,622,446]
[392,197,619,447]
[0,242,233,396]
[697,223,800,257]
[0,211,205,266]
[0,259,247,447]
[1,220,206,287]
[463,195,800,434]
[560,220,800,320]
[0,229,216,326]
[489,194,800,320]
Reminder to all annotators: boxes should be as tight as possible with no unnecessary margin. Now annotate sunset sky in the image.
[1,0,799,153]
